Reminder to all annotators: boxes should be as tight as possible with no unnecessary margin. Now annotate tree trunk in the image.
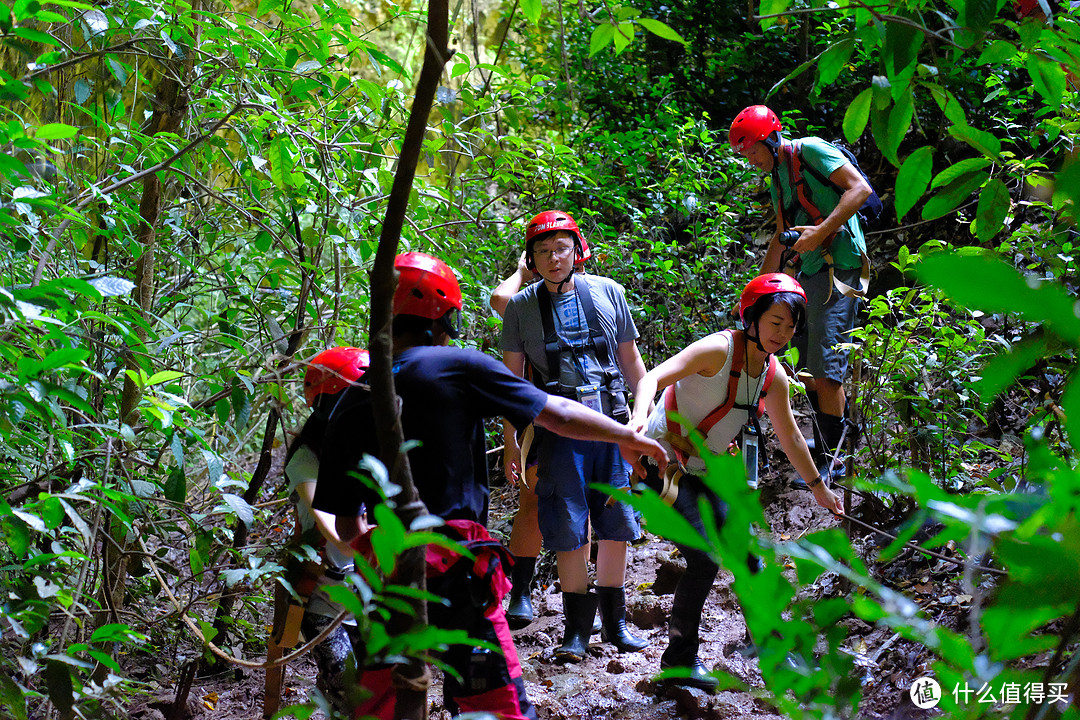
[366,0,451,716]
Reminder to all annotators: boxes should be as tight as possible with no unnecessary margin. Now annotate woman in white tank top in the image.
[630,274,843,692]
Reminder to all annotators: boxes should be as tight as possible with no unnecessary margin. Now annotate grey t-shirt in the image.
[500,274,638,389]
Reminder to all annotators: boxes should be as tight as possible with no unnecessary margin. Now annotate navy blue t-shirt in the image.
[312,345,548,524]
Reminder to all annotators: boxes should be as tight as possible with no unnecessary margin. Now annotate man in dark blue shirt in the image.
[313,252,665,720]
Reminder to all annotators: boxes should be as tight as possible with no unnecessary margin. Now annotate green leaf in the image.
[977,39,1017,65]
[920,82,967,126]
[974,178,1010,242]
[72,78,92,104]
[269,136,291,190]
[883,20,922,78]
[90,623,137,643]
[1055,157,1080,211]
[589,23,615,57]
[818,37,855,86]
[894,146,934,220]
[164,466,186,503]
[884,87,914,166]
[44,661,73,718]
[35,123,78,140]
[612,22,635,54]
[1027,53,1067,109]
[948,123,1001,159]
[917,254,1080,342]
[765,57,815,99]
[146,370,184,387]
[637,18,686,45]
[758,0,792,29]
[597,484,711,552]
[963,0,998,32]
[370,504,406,573]
[230,382,251,429]
[520,0,541,24]
[14,27,59,45]
[843,88,872,144]
[974,334,1050,402]
[1,514,31,556]
[930,157,992,189]
[921,170,988,221]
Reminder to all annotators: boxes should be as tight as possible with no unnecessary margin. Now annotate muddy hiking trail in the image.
[128,402,983,720]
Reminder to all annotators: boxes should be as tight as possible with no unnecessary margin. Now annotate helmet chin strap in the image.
[744,319,768,353]
[552,266,575,292]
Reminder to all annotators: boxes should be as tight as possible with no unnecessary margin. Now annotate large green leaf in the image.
[843,88,873,144]
[894,145,934,220]
[818,37,855,87]
[963,0,999,32]
[920,82,967,126]
[589,23,616,57]
[918,253,1080,342]
[974,178,1010,242]
[976,39,1017,65]
[35,123,79,140]
[637,18,686,45]
[1026,52,1067,108]
[612,21,635,54]
[930,157,992,189]
[883,19,923,79]
[973,332,1051,402]
[884,87,914,166]
[1055,157,1080,211]
[921,170,988,220]
[948,123,1002,159]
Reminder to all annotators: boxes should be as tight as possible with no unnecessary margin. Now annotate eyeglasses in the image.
[533,245,575,260]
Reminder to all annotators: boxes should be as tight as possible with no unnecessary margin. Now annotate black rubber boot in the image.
[506,555,536,630]
[660,561,719,692]
[555,592,598,663]
[597,586,648,652]
[817,412,846,479]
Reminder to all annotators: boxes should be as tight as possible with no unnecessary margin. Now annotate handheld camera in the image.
[779,229,800,247]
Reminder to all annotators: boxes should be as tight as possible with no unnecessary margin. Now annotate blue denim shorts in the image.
[531,427,641,552]
[794,267,861,383]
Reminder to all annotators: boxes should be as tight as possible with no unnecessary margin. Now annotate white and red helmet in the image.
[303,346,370,407]
[524,210,591,271]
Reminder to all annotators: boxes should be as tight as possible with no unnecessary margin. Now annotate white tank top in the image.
[645,330,770,473]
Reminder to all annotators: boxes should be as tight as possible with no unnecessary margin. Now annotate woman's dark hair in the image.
[745,290,805,332]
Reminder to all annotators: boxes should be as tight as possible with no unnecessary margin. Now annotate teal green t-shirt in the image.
[769,136,866,275]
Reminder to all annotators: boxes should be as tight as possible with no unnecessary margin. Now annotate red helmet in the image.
[729,105,783,152]
[739,273,806,328]
[304,346,369,406]
[524,211,589,270]
[393,252,463,320]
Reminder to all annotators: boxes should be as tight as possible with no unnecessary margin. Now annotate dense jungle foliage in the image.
[0,0,1078,717]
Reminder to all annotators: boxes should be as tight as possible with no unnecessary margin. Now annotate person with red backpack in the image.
[630,274,843,691]
[730,105,874,478]
[312,252,667,719]
[500,211,652,664]
[265,346,369,716]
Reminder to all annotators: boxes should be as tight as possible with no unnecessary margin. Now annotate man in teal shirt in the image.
[730,105,872,475]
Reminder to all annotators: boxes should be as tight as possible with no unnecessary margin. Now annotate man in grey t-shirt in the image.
[500,210,650,663]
